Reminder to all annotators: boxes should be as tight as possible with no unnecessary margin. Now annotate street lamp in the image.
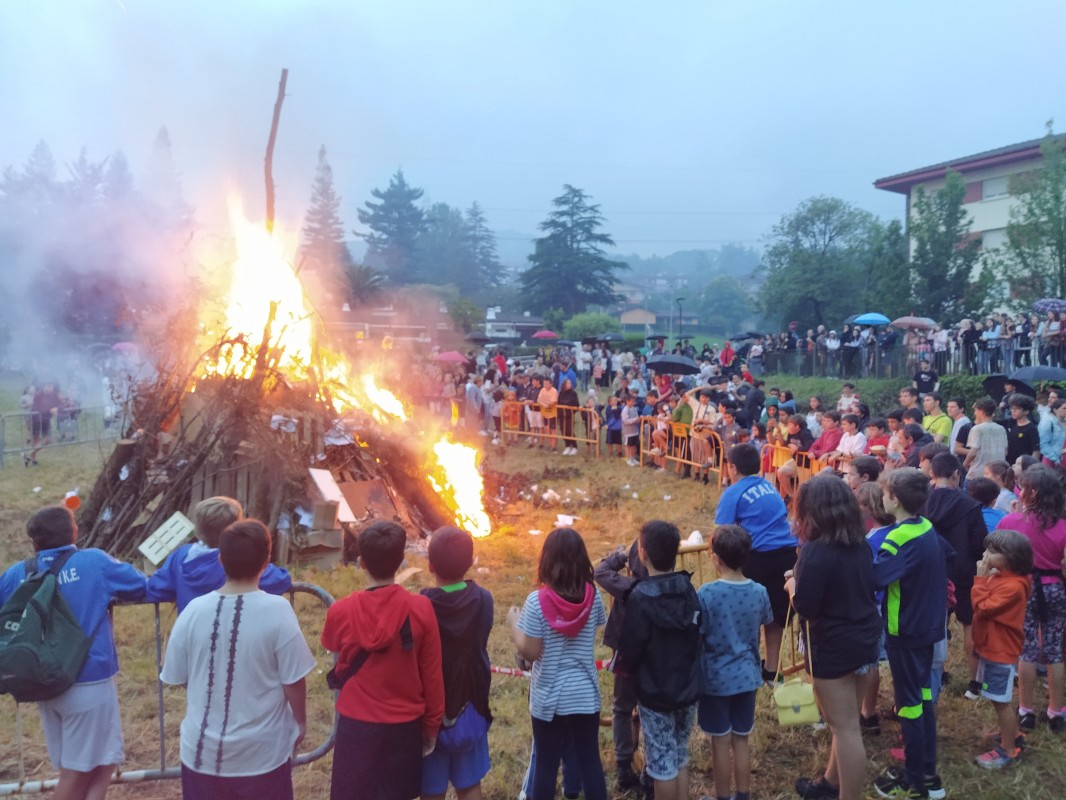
[676,297,685,341]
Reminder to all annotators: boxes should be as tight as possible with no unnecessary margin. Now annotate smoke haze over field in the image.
[3,0,1065,262]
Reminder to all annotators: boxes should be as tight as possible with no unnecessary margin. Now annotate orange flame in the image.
[202,203,491,537]
[427,435,492,538]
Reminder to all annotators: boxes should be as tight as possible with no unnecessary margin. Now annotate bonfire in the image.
[78,86,491,557]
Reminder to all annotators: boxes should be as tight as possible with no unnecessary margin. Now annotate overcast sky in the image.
[3,0,1065,260]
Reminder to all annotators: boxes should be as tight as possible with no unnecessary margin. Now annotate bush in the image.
[760,373,997,416]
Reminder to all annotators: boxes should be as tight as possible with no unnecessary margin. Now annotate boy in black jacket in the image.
[594,539,648,790]
[420,526,494,800]
[925,452,988,698]
[618,520,701,800]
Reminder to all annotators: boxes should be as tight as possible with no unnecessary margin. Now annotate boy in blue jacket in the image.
[0,505,149,800]
[872,468,951,800]
[146,496,291,612]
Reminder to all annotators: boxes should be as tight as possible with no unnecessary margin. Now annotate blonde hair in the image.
[193,496,243,547]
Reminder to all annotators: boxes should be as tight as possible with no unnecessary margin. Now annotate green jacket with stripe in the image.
[872,516,951,648]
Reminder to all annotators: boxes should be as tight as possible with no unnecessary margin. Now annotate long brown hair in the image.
[794,475,867,546]
[1018,466,1066,530]
[537,527,594,601]
[856,482,895,528]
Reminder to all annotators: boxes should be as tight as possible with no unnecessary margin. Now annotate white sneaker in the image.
[627,458,638,467]
[491,438,499,445]
[649,447,662,456]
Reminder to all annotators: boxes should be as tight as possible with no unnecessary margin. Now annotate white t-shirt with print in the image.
[161,590,317,777]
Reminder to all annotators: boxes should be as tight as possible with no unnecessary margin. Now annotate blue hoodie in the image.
[0,545,148,683]
[145,542,293,612]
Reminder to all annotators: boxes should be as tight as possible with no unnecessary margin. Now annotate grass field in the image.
[1,374,1065,799]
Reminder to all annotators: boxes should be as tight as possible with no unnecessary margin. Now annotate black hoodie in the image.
[617,571,702,712]
[421,581,494,723]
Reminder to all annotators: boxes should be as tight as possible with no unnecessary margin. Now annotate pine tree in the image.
[355,169,426,285]
[142,127,192,231]
[465,201,502,288]
[301,145,349,275]
[519,185,627,315]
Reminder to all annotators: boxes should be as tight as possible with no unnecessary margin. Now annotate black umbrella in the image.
[556,339,578,348]
[597,332,625,342]
[645,333,668,341]
[729,331,765,341]
[646,354,701,375]
[983,373,1036,399]
[1010,365,1066,383]
[464,332,491,344]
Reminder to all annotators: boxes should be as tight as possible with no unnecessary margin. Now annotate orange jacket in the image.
[971,573,1031,664]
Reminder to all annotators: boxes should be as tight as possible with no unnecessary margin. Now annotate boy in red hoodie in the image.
[972,529,1033,770]
[322,520,444,800]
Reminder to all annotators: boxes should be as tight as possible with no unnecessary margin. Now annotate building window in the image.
[983,176,1009,200]
[982,228,1008,250]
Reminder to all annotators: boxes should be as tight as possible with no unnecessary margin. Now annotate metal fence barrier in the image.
[0,581,336,796]
[0,406,126,469]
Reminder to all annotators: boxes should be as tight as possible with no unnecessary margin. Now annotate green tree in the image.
[342,262,384,305]
[910,170,990,320]
[1001,125,1066,301]
[542,307,567,333]
[356,169,426,285]
[757,196,875,329]
[301,145,349,275]
[519,185,627,315]
[447,296,485,334]
[857,218,912,319]
[465,201,502,289]
[142,127,191,231]
[415,202,476,292]
[698,274,753,334]
[562,312,621,341]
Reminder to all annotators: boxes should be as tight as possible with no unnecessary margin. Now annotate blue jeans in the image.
[527,713,606,800]
[521,732,582,799]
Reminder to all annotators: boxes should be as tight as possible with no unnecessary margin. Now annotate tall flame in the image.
[202,202,492,538]
[428,436,492,538]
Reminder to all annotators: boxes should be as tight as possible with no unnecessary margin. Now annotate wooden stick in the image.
[264,68,289,232]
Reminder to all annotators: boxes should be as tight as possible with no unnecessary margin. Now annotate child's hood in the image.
[342,584,417,650]
[538,583,595,637]
[422,581,488,639]
[636,572,700,632]
[177,543,227,593]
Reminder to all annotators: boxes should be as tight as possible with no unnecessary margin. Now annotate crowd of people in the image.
[7,333,1066,800]
[751,310,1066,378]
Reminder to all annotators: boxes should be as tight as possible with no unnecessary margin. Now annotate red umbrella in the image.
[434,350,471,364]
[532,330,559,339]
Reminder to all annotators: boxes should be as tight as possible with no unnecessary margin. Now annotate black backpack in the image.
[0,551,98,702]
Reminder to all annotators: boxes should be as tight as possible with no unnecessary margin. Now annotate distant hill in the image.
[613,244,761,282]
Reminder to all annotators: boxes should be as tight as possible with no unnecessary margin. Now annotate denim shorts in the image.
[638,704,696,781]
[977,658,1016,704]
[697,691,756,737]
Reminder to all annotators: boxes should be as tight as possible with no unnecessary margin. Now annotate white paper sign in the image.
[138,511,196,566]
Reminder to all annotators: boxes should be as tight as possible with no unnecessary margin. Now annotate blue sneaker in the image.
[975,744,1020,769]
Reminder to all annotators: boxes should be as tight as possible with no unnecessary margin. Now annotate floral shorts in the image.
[1021,580,1066,664]
[638,704,696,782]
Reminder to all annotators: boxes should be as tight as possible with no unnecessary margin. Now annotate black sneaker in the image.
[794,775,839,799]
[861,713,882,736]
[924,774,946,800]
[1050,715,1066,733]
[1019,711,1037,732]
[964,679,982,700]
[617,762,642,791]
[874,769,929,799]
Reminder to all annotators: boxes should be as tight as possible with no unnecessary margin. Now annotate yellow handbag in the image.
[772,602,820,726]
